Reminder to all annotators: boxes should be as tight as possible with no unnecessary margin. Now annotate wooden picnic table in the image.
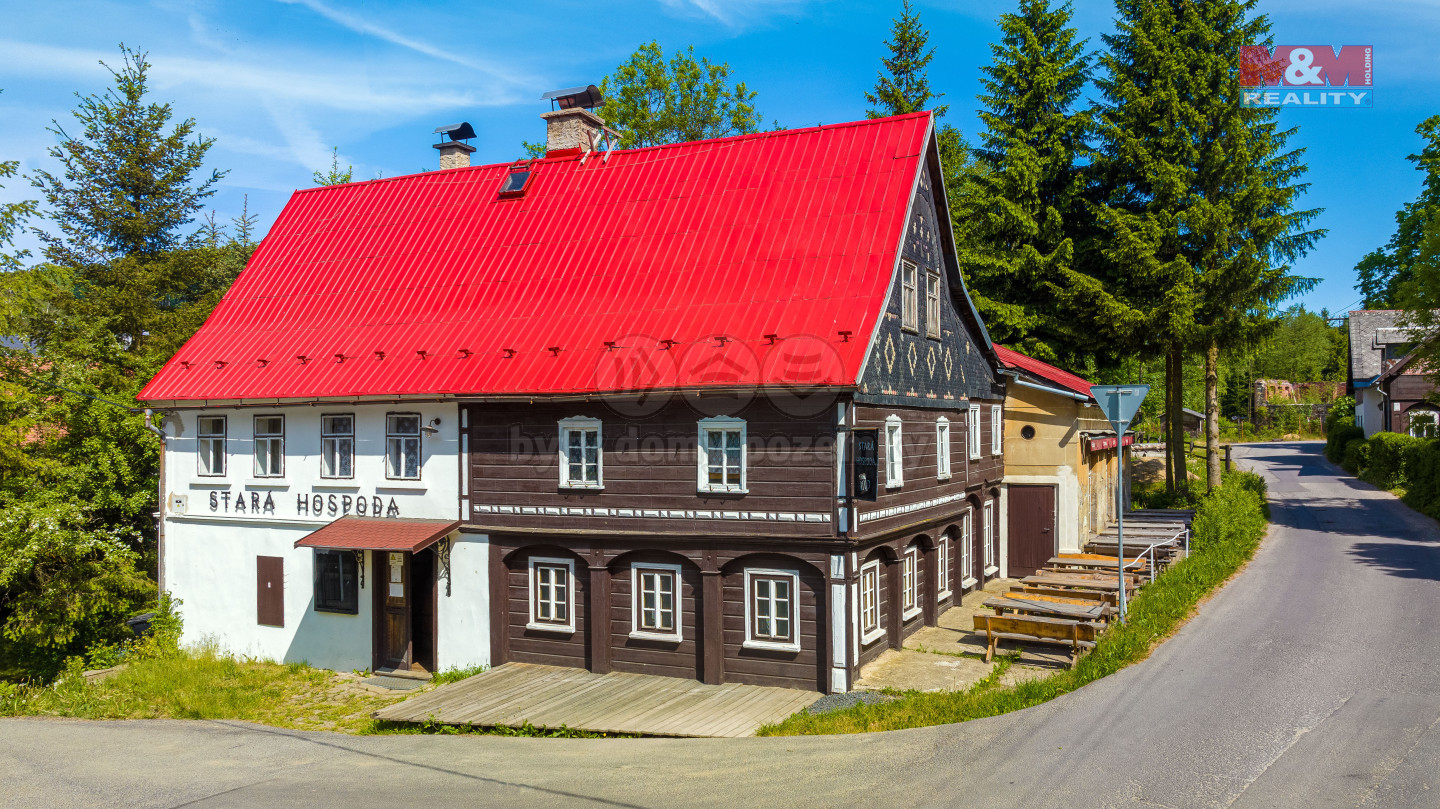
[1049,555,1150,573]
[1021,572,1137,594]
[984,595,1111,621]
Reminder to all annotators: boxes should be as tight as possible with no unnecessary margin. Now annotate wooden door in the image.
[257,556,284,627]
[1008,485,1056,577]
[376,551,410,670]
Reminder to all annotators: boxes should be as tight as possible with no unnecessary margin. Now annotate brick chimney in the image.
[541,108,605,153]
[432,122,477,169]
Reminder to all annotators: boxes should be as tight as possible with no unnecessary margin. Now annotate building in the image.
[1348,310,1434,437]
[138,105,1007,693]
[994,346,1131,577]
[1375,349,1439,436]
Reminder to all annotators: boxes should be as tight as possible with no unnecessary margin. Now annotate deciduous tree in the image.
[598,42,764,149]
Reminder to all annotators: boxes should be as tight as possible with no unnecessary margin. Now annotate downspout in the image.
[143,409,167,593]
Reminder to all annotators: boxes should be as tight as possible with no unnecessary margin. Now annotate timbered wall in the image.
[466,399,837,538]
[490,537,832,692]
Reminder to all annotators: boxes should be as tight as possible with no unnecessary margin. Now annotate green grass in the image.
[759,472,1268,736]
[430,664,489,685]
[0,644,406,733]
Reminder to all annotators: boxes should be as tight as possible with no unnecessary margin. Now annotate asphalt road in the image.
[6,442,1440,809]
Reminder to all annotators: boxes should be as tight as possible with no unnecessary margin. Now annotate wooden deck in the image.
[371,663,821,738]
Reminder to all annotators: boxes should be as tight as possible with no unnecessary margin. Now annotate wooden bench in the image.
[984,594,1112,622]
[1011,584,1118,607]
[973,614,1101,668]
[1048,555,1151,576]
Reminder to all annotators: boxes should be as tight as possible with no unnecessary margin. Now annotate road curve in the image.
[6,442,1440,809]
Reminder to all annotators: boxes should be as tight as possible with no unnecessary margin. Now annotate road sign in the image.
[1089,384,1149,621]
[1091,385,1150,431]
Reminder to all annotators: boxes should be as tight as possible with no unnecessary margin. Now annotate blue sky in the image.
[3,0,1438,317]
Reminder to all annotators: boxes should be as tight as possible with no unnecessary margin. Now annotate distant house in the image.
[995,347,1132,577]
[1376,349,1439,437]
[1349,310,1435,437]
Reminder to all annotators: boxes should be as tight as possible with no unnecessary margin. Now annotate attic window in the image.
[499,168,532,196]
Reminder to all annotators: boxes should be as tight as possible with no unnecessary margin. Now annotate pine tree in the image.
[230,194,260,248]
[0,93,39,273]
[1082,0,1320,491]
[955,0,1090,365]
[312,146,354,186]
[865,1,948,120]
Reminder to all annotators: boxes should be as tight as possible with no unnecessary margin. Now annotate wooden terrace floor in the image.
[371,662,821,738]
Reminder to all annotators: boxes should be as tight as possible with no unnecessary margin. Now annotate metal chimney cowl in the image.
[541,108,605,153]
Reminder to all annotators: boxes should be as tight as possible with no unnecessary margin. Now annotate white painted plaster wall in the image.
[159,402,488,673]
[1358,388,1385,437]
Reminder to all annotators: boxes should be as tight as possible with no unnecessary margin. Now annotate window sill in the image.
[937,474,951,482]
[376,482,427,492]
[742,638,800,653]
[698,487,748,496]
[560,484,604,492]
[314,607,359,616]
[984,565,999,577]
[525,622,576,635]
[189,480,231,488]
[245,479,289,489]
[937,589,953,601]
[629,630,681,643]
[902,606,922,621]
[860,628,885,646]
[885,481,903,490]
[960,577,978,590]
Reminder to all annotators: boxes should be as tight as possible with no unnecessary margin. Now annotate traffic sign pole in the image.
[1090,385,1150,621]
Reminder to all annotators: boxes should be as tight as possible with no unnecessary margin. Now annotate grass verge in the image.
[0,644,407,733]
[759,470,1268,736]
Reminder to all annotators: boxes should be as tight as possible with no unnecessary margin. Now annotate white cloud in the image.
[656,0,812,28]
[0,39,516,115]
[274,0,534,86]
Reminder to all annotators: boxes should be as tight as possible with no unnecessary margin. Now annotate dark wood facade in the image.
[464,137,1006,693]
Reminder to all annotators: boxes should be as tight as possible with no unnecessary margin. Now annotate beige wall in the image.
[1003,384,1123,552]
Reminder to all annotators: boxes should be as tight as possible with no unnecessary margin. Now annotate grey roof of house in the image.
[1349,310,1411,383]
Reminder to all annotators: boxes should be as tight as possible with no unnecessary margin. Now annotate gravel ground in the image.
[805,690,894,714]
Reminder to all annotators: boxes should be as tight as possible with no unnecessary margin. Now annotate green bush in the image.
[1326,424,1364,464]
[1364,432,1426,489]
[1342,438,1370,474]
[1190,471,1267,554]
[1401,440,1440,518]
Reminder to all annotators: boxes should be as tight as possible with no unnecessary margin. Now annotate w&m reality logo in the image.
[1239,45,1372,108]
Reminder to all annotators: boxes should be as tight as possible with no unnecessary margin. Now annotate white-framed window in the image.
[859,560,882,644]
[936,416,951,480]
[968,403,982,460]
[631,564,681,641]
[983,501,996,575]
[1410,410,1439,438]
[386,413,421,479]
[253,415,284,477]
[528,557,575,633]
[991,404,1003,454]
[698,417,746,493]
[744,568,799,651]
[960,511,976,588]
[925,272,941,338]
[559,417,602,489]
[901,261,918,332]
[885,414,904,488]
[320,414,354,479]
[197,415,226,477]
[937,533,951,599]
[902,546,920,620]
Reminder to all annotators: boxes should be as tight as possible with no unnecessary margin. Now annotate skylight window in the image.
[499,169,532,195]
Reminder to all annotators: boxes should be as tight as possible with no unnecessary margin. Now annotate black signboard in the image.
[851,429,879,502]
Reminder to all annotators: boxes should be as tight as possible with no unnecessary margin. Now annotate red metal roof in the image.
[993,345,1094,399]
[294,516,461,552]
[139,113,934,403]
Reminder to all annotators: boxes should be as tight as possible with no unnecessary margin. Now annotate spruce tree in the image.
[1082,0,1320,491]
[865,0,948,119]
[955,0,1090,365]
[312,146,354,186]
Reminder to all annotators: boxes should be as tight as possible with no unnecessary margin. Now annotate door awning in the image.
[294,516,462,553]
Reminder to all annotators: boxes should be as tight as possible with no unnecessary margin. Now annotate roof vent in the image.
[433,122,477,170]
[541,85,603,110]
